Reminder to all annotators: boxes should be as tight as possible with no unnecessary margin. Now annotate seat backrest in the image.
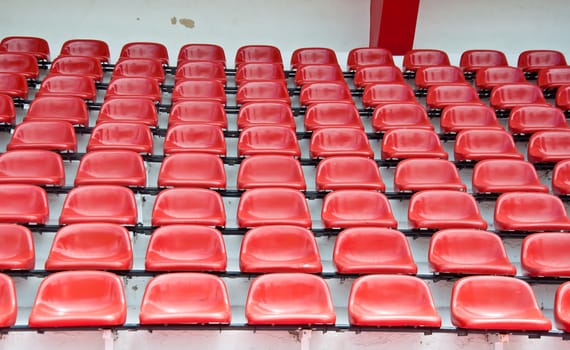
[310,127,373,158]
[7,121,77,152]
[177,43,226,66]
[528,130,570,163]
[0,72,28,99]
[321,190,397,229]
[60,39,110,62]
[518,49,567,72]
[403,49,450,72]
[304,102,363,130]
[362,83,416,108]
[316,156,385,191]
[372,102,433,132]
[74,150,146,187]
[347,47,394,70]
[538,66,570,89]
[0,150,65,187]
[105,77,162,102]
[354,65,404,88]
[36,74,97,101]
[119,42,169,65]
[415,66,466,89]
[168,100,226,128]
[522,232,570,277]
[237,155,305,190]
[163,124,226,156]
[0,184,48,224]
[553,159,570,195]
[472,159,547,194]
[152,188,226,227]
[97,98,158,127]
[175,61,226,85]
[234,63,286,86]
[0,273,17,327]
[157,153,226,189]
[295,64,344,85]
[235,45,283,67]
[25,96,89,126]
[494,192,570,231]
[394,158,465,192]
[0,224,35,270]
[171,79,227,104]
[238,125,299,157]
[112,58,165,84]
[454,129,523,161]
[509,105,568,134]
[0,52,39,79]
[426,84,480,109]
[87,122,153,154]
[49,55,103,81]
[237,102,294,130]
[381,128,447,160]
[236,81,290,105]
[299,82,353,106]
[290,47,338,68]
[475,66,526,90]
[0,94,15,124]
[489,83,547,109]
[237,188,311,228]
[459,49,508,72]
[440,104,501,133]
[0,36,50,61]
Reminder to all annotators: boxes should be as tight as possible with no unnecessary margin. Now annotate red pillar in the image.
[369,0,420,55]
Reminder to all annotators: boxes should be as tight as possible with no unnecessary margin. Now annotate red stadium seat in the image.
[333,227,416,274]
[0,53,39,79]
[316,156,385,191]
[0,150,64,186]
[28,271,126,327]
[235,45,283,67]
[119,42,168,65]
[459,49,509,73]
[140,273,231,325]
[0,36,50,61]
[305,102,363,130]
[245,273,335,325]
[426,84,481,109]
[494,192,570,231]
[45,223,132,271]
[440,104,502,133]
[372,102,433,131]
[158,153,226,189]
[177,43,226,66]
[509,105,568,134]
[522,232,570,277]
[145,225,226,272]
[59,185,137,225]
[0,72,28,99]
[348,275,441,327]
[321,190,397,229]
[175,61,226,85]
[59,39,110,62]
[0,94,15,124]
[408,190,487,230]
[168,100,226,128]
[454,129,523,161]
[553,159,570,195]
[362,83,416,108]
[518,49,567,73]
[403,49,450,73]
[48,56,103,81]
[475,66,526,90]
[74,150,146,187]
[528,130,570,163]
[171,79,226,104]
[310,127,373,158]
[237,155,306,190]
[97,98,158,127]
[394,158,465,192]
[538,67,570,90]
[234,63,285,86]
[152,188,225,227]
[291,47,338,68]
[299,82,353,106]
[451,276,551,331]
[0,224,35,270]
[0,273,17,327]
[490,83,548,110]
[472,159,548,193]
[113,58,165,84]
[354,65,405,88]
[237,102,295,130]
[240,225,322,273]
[25,96,89,126]
[295,64,344,85]
[415,66,466,89]
[105,77,162,102]
[36,75,96,101]
[238,126,299,157]
[87,122,153,154]
[236,81,290,105]
[556,85,570,110]
[555,282,570,332]
[429,229,516,275]
[347,47,394,70]
[164,124,226,156]
[381,129,447,160]
[7,121,76,152]
[237,188,311,228]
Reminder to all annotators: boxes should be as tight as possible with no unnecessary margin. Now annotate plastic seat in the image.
[429,229,516,275]
[321,190,397,229]
[426,84,481,109]
[177,43,225,66]
[237,102,295,130]
[299,82,353,106]
[556,282,570,332]
[459,49,509,73]
[403,49,450,73]
[140,273,231,325]
[105,77,162,102]
[175,61,226,85]
[451,276,551,331]
[119,42,169,65]
[408,190,487,230]
[87,122,153,154]
[354,65,404,88]
[310,127,373,158]
[0,273,17,327]
[0,150,64,186]
[0,36,50,61]
[415,66,466,89]
[538,67,570,90]
[0,184,47,224]
[59,39,110,62]
[440,104,502,133]
[45,223,133,271]
[48,56,103,81]
[25,96,89,126]
[472,159,548,194]
[236,81,290,105]
[97,98,158,127]
[304,102,364,131]
[0,72,28,99]
[495,192,570,231]
[454,129,523,161]
[295,64,344,85]
[490,83,548,110]
[394,158,465,192]
[0,52,39,79]
[333,227,416,274]
[361,83,416,108]
[36,75,96,101]
[475,67,526,90]
[528,130,570,163]
[237,155,305,190]
[0,224,35,270]
[158,153,226,189]
[74,150,146,187]
[509,105,568,134]
[145,225,226,271]
[518,49,567,73]
[28,271,126,327]
[372,102,433,131]
[164,124,226,156]
[235,45,283,67]
[556,85,570,110]
[168,100,226,128]
[7,121,77,152]
[112,58,165,84]
[59,185,137,225]
[0,94,15,124]
[553,159,570,195]
[522,232,570,277]
[290,47,338,68]
[347,47,394,70]
[234,63,285,86]
[240,225,322,273]
[238,126,300,157]
[348,275,441,327]
[381,129,447,160]
[316,156,384,191]
[245,273,335,325]
[152,188,225,227]
[237,188,311,228]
